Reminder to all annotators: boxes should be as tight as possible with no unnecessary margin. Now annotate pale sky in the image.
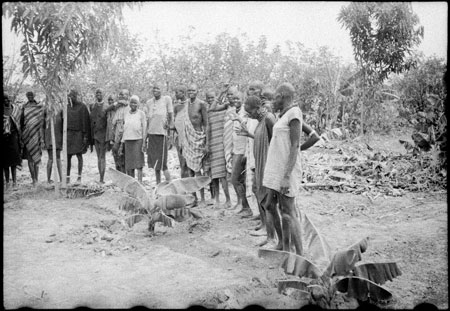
[2,2,448,67]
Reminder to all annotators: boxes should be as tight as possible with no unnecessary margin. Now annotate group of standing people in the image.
[3,80,320,255]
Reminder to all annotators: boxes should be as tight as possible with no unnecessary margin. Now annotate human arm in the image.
[280,118,301,195]
[40,110,46,149]
[235,122,254,139]
[201,102,210,155]
[265,113,276,142]
[300,122,320,151]
[142,111,147,153]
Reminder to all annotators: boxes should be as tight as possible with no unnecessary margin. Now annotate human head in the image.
[107,95,114,104]
[273,82,295,111]
[26,91,34,102]
[226,86,238,104]
[244,95,262,119]
[261,88,274,101]
[248,80,265,98]
[187,83,198,100]
[122,89,130,100]
[68,90,78,103]
[95,88,103,102]
[4,94,11,107]
[205,89,216,106]
[232,91,243,109]
[153,83,162,99]
[175,85,187,100]
[130,95,139,111]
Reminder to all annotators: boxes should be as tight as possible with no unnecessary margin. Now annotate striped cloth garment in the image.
[208,110,227,179]
[182,107,206,173]
[21,102,44,164]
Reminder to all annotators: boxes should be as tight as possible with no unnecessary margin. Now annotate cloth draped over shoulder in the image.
[263,106,303,197]
[21,101,44,163]
[181,105,206,172]
[173,100,187,149]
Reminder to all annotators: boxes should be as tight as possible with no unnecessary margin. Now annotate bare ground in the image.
[3,132,448,309]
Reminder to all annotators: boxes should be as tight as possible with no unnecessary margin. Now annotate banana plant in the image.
[107,168,211,231]
[258,212,401,307]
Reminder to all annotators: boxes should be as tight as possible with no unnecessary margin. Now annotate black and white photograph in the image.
[2,1,447,309]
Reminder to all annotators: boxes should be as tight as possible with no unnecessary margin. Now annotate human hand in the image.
[142,141,147,153]
[90,145,94,153]
[235,122,249,137]
[118,143,124,156]
[40,141,46,150]
[280,176,290,195]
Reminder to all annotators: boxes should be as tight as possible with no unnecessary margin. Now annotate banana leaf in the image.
[282,253,322,279]
[348,237,369,261]
[300,212,332,267]
[278,279,309,294]
[108,168,153,211]
[334,276,393,302]
[322,249,358,278]
[124,214,147,227]
[156,176,211,196]
[354,262,402,285]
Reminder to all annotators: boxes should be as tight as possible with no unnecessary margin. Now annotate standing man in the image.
[90,88,109,183]
[205,89,231,208]
[110,89,130,173]
[144,83,173,184]
[181,83,209,207]
[171,84,189,178]
[21,91,44,185]
[66,89,91,184]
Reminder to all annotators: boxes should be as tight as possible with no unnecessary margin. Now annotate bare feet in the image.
[254,223,265,231]
[197,200,207,208]
[224,201,232,209]
[76,176,82,183]
[249,229,266,237]
[260,239,282,250]
[230,203,241,210]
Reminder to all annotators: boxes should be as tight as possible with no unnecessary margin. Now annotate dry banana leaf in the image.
[354,262,402,285]
[348,237,370,261]
[149,209,175,228]
[282,253,322,279]
[334,276,393,302]
[108,168,153,211]
[322,249,358,278]
[278,280,309,294]
[300,212,332,267]
[156,176,211,196]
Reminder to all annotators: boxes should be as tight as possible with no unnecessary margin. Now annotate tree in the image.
[3,2,133,190]
[338,2,424,135]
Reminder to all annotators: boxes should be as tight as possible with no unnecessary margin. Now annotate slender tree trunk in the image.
[50,115,59,193]
[361,71,366,137]
[61,94,68,188]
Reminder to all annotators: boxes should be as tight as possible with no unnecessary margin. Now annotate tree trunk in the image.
[61,95,68,188]
[50,115,60,193]
[361,71,366,137]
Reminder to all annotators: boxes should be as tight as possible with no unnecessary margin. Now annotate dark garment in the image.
[90,102,108,143]
[67,101,91,155]
[253,113,276,204]
[147,134,168,171]
[43,110,63,150]
[112,141,125,172]
[3,119,22,167]
[21,101,44,163]
[125,139,145,170]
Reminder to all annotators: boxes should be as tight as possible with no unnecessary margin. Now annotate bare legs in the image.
[67,153,83,183]
[231,154,251,215]
[211,177,231,207]
[3,166,17,188]
[47,149,62,183]
[94,142,107,183]
[127,168,143,182]
[26,154,40,185]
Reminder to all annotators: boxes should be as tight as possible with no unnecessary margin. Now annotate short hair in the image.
[262,88,274,100]
[245,95,262,108]
[107,95,114,100]
[95,88,103,94]
[68,89,78,97]
[276,83,295,99]
[26,91,34,97]
[188,83,198,90]
[249,80,265,91]
[153,83,163,90]
[130,95,140,104]
[175,85,187,93]
[227,86,238,95]
[205,88,216,97]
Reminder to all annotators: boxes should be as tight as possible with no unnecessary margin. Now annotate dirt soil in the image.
[3,132,448,309]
